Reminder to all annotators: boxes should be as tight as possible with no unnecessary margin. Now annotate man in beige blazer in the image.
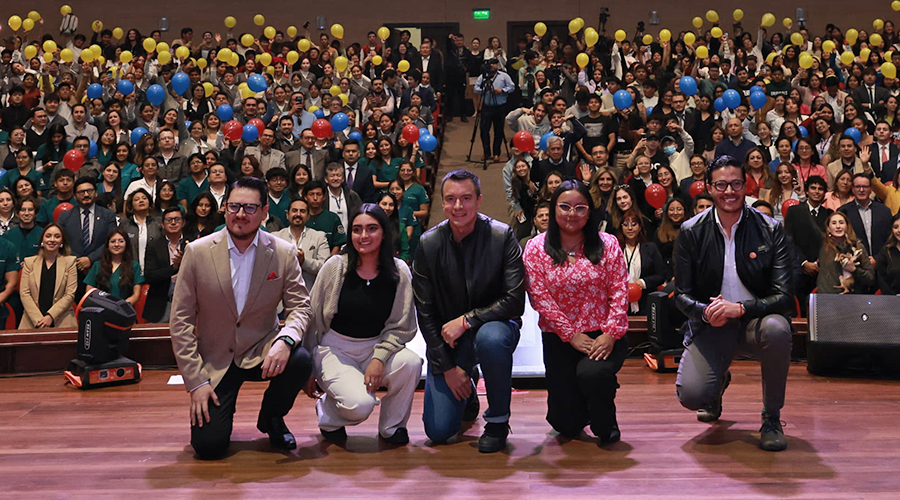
[170,177,313,460]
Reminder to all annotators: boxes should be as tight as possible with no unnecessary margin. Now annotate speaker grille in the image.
[810,294,900,345]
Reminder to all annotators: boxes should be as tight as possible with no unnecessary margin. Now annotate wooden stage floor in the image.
[1,360,899,499]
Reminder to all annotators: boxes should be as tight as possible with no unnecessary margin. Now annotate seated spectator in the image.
[84,229,144,305]
[155,180,180,213]
[125,157,161,203]
[376,193,411,262]
[692,192,714,216]
[519,201,551,249]
[119,189,162,273]
[678,155,708,197]
[19,223,77,329]
[183,192,223,242]
[760,163,803,222]
[176,153,209,210]
[288,165,311,201]
[817,211,874,294]
[875,213,900,295]
[823,169,854,212]
[617,208,665,315]
[792,138,827,186]
[744,147,772,199]
[839,174,892,261]
[0,189,19,235]
[266,168,291,227]
[3,198,41,260]
[204,163,229,211]
[784,176,831,307]
[143,207,185,322]
[653,198,687,280]
[303,181,346,254]
[272,198,331,289]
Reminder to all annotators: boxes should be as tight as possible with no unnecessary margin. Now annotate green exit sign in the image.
[473,9,490,20]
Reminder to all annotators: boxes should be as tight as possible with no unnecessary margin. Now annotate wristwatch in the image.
[276,335,296,348]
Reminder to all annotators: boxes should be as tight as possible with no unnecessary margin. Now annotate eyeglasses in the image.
[710,179,746,192]
[164,217,183,223]
[225,202,262,214]
[557,203,590,216]
[852,184,871,190]
[622,221,640,227]
[75,188,96,195]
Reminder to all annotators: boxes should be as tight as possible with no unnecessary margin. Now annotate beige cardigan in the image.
[303,254,417,363]
[19,254,78,329]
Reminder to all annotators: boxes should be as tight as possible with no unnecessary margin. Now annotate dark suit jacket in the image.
[412,52,444,93]
[57,204,118,264]
[345,162,377,203]
[839,200,892,257]
[853,85,891,117]
[285,148,330,181]
[867,142,899,185]
[633,242,666,315]
[531,159,577,186]
[324,186,362,218]
[143,235,180,322]
[784,203,832,263]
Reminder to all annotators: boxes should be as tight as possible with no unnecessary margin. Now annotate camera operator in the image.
[474,59,516,163]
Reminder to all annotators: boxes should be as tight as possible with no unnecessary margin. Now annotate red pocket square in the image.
[267,271,278,280]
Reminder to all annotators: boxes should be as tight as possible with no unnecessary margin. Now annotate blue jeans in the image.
[422,320,521,443]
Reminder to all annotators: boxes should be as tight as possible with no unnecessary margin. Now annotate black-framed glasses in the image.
[557,203,590,216]
[225,202,262,214]
[852,184,871,190]
[164,216,183,223]
[710,179,746,192]
[75,188,96,195]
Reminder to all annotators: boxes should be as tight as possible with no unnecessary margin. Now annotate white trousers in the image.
[314,330,422,438]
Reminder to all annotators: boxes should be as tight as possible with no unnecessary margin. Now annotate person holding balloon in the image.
[760,163,804,223]
[616,207,666,315]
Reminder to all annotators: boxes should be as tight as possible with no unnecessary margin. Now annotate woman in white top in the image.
[118,188,162,273]
[483,37,508,71]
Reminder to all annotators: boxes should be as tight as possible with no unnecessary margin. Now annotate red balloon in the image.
[513,130,535,152]
[311,118,333,140]
[645,183,667,209]
[53,202,75,223]
[781,198,800,218]
[248,118,266,136]
[223,120,243,141]
[63,149,84,173]
[402,124,420,143]
[627,282,642,303]
[689,180,706,198]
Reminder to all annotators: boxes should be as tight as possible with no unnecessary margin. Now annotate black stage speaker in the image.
[646,291,685,372]
[807,294,900,376]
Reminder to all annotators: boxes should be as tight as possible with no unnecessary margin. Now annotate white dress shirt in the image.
[715,209,756,304]
[227,230,259,316]
[329,188,348,230]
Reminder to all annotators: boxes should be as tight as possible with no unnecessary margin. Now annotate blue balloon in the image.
[116,80,134,96]
[750,85,766,94]
[348,131,362,142]
[679,76,698,96]
[247,74,267,93]
[418,133,438,152]
[846,127,862,143]
[88,140,98,158]
[749,90,767,109]
[613,89,633,110]
[330,112,349,131]
[419,127,429,137]
[798,125,809,137]
[645,106,654,116]
[714,97,727,112]
[792,140,799,152]
[313,108,325,119]
[723,89,741,110]
[242,123,259,142]
[131,127,149,144]
[87,83,103,100]
[217,104,234,121]
[539,131,556,151]
[146,84,166,106]
[171,72,190,95]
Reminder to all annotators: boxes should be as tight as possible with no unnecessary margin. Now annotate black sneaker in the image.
[477,422,509,453]
[320,427,347,443]
[382,427,409,446]
[759,412,787,451]
[596,413,621,444]
[697,370,731,422]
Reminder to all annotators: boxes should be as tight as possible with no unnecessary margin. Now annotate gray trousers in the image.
[676,314,792,418]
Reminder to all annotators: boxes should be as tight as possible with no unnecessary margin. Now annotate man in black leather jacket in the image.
[413,169,526,453]
[674,156,793,452]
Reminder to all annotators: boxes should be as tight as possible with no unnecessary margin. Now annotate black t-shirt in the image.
[581,114,612,153]
[330,270,397,339]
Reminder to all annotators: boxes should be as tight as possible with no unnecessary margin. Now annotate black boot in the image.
[257,416,297,450]
[759,412,787,451]
[478,422,510,453]
[697,370,731,422]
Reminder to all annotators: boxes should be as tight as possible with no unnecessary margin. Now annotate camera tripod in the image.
[465,70,510,170]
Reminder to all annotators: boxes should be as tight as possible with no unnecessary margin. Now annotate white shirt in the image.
[856,200,873,253]
[227,230,259,316]
[714,209,756,304]
[625,243,643,313]
[124,177,159,203]
[80,205,96,243]
[329,188,348,230]
[134,217,148,272]
[421,55,431,73]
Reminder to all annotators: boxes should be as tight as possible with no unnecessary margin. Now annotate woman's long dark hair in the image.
[376,193,402,257]
[40,124,68,163]
[343,203,399,284]
[544,180,605,266]
[95,229,136,295]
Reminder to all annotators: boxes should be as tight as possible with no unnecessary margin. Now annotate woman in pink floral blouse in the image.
[523,180,630,444]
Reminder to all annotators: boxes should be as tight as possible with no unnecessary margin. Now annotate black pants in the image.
[480,104,506,157]
[191,346,312,459]
[542,331,628,438]
[446,78,467,118]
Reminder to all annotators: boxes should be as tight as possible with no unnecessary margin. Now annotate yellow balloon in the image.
[766,52,777,64]
[287,51,299,65]
[120,50,133,63]
[642,34,653,45]
[308,105,319,114]
[241,34,254,47]
[761,13,776,28]
[875,19,885,31]
[659,29,671,43]
[287,26,298,38]
[259,53,272,66]
[887,51,894,61]
[894,0,900,11]
[331,24,344,40]
[335,55,349,72]
[197,58,207,69]
[97,55,106,66]
[142,38,156,53]
[23,45,37,60]
[568,19,581,35]
[113,27,124,40]
[157,42,169,54]
[43,52,54,63]
[783,18,792,29]
[8,15,22,31]
[92,20,103,33]
[90,44,101,54]
[398,60,410,73]
[175,46,190,60]
[229,52,240,67]
[883,62,898,79]
[372,55,383,66]
[22,18,34,32]
[298,39,311,52]
[534,22,547,37]
[60,48,74,63]
[841,50,855,65]
[847,29,859,45]
[733,9,744,22]
[576,52,589,69]
[253,14,265,27]
[696,46,709,59]
[860,48,871,63]
[378,27,390,41]
[264,26,276,39]
[615,30,627,42]
[218,48,232,62]
[43,40,57,54]
[791,32,804,47]
[823,40,835,53]
[203,82,214,97]
[28,11,41,22]
[241,86,254,99]
[684,33,696,46]
[330,85,342,96]
[585,28,599,47]
[81,47,95,63]
[60,5,72,16]
[266,66,275,76]
[711,27,723,39]
[692,17,703,29]
[339,93,349,106]
[224,16,237,29]
[706,10,719,23]
[870,33,884,48]
[158,51,172,65]
[799,52,814,69]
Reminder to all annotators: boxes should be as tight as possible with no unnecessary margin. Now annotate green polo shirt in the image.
[37,196,77,225]
[307,209,346,249]
[0,237,22,319]
[84,260,145,301]
[176,175,210,206]
[268,193,291,227]
[375,157,404,183]
[2,225,42,260]
[0,167,47,192]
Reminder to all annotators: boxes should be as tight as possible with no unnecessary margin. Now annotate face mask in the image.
[663,145,677,155]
